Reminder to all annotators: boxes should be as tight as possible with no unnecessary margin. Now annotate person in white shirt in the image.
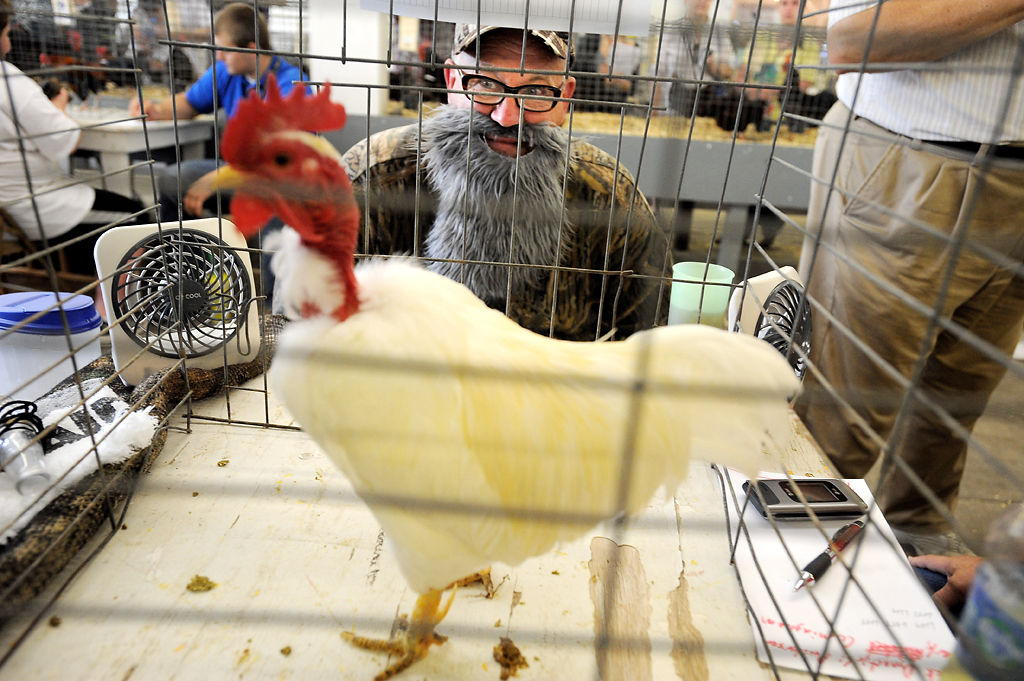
[0,0,142,275]
[795,0,1024,556]
[651,0,743,127]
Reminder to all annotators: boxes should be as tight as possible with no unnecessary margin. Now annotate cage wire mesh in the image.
[0,0,1022,680]
[0,0,270,646]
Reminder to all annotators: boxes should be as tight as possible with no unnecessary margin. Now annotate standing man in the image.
[130,3,306,221]
[796,2,1024,555]
[341,25,669,340]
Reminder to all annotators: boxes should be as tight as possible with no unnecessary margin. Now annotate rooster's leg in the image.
[447,567,497,597]
[342,588,454,680]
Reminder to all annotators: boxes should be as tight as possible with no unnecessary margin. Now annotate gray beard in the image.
[418,106,574,307]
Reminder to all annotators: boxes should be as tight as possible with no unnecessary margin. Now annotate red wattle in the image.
[230,195,277,238]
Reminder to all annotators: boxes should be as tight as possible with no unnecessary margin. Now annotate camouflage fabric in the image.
[452,24,571,59]
[342,123,671,341]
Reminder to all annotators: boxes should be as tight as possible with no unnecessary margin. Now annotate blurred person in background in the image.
[740,0,836,133]
[127,2,304,307]
[573,32,644,112]
[0,0,143,276]
[652,0,745,129]
[732,0,838,248]
[129,2,305,222]
[129,0,195,90]
[796,0,1024,557]
[340,24,669,341]
[647,0,745,250]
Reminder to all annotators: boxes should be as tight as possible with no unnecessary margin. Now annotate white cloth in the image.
[0,62,94,241]
[603,38,643,78]
[828,0,1024,142]
[654,21,737,82]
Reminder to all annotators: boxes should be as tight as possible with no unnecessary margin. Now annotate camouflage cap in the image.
[452,24,572,60]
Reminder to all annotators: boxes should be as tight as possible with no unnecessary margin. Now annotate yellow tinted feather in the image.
[272,258,799,593]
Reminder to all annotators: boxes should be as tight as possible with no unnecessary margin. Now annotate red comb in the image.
[221,73,347,165]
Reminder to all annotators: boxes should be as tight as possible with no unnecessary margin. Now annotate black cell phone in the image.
[742,478,868,520]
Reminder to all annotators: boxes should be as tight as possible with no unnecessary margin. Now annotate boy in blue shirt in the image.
[131,3,306,220]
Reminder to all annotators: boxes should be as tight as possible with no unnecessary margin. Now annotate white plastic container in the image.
[0,292,102,401]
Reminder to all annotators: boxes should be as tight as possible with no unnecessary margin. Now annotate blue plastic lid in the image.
[0,292,102,335]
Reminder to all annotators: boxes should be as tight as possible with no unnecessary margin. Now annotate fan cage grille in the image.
[110,228,252,359]
[754,280,811,379]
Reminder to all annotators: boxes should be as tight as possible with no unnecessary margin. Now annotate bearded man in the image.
[340,25,669,341]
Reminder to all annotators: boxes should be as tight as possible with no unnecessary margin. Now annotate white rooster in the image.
[214,77,801,680]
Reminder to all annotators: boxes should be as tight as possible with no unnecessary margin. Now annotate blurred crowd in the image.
[0,0,301,99]
[5,0,202,97]
[389,0,837,133]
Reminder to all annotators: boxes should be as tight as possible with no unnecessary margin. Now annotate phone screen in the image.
[780,480,844,503]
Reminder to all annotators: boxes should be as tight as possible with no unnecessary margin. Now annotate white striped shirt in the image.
[829,1,1024,143]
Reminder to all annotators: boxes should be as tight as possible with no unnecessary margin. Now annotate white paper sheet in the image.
[360,0,652,37]
[723,471,956,681]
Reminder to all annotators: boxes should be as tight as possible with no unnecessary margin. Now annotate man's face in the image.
[778,0,800,25]
[214,33,257,76]
[685,0,712,22]
[444,42,576,157]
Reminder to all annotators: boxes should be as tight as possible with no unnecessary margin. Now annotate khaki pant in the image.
[796,102,1024,531]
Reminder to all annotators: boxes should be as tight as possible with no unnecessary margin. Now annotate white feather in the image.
[267,226,345,318]
[271,251,800,593]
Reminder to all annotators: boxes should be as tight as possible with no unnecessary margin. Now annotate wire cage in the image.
[0,1,1022,680]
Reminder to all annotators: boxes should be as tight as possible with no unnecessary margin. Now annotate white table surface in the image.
[69,107,215,199]
[0,376,842,681]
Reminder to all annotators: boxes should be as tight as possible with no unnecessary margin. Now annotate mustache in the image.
[421,106,569,153]
[420,105,574,298]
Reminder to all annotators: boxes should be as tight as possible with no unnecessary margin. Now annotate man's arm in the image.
[828,0,1024,66]
[339,125,427,255]
[615,194,671,334]
[568,144,671,337]
[183,167,220,216]
[129,91,199,121]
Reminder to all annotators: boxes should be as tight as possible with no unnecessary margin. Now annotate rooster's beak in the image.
[211,165,251,190]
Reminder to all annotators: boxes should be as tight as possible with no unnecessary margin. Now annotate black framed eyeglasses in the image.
[460,73,564,112]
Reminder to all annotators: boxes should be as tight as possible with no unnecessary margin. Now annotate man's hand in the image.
[909,553,983,610]
[129,98,152,118]
[183,168,221,217]
[128,92,198,121]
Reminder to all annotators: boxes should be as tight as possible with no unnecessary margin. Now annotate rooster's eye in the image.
[274,153,291,167]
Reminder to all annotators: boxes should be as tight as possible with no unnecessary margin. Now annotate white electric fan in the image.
[727,265,811,379]
[94,218,262,386]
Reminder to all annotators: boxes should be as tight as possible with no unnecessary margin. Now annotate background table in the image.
[69,107,215,200]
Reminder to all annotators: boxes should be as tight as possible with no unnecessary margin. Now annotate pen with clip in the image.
[792,519,866,591]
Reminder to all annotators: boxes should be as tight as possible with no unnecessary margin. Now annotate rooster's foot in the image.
[342,588,454,680]
[341,628,447,680]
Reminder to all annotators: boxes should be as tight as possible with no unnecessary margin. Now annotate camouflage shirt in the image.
[341,123,670,340]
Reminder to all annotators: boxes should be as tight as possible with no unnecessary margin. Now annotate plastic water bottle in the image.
[0,400,50,495]
[956,504,1024,680]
